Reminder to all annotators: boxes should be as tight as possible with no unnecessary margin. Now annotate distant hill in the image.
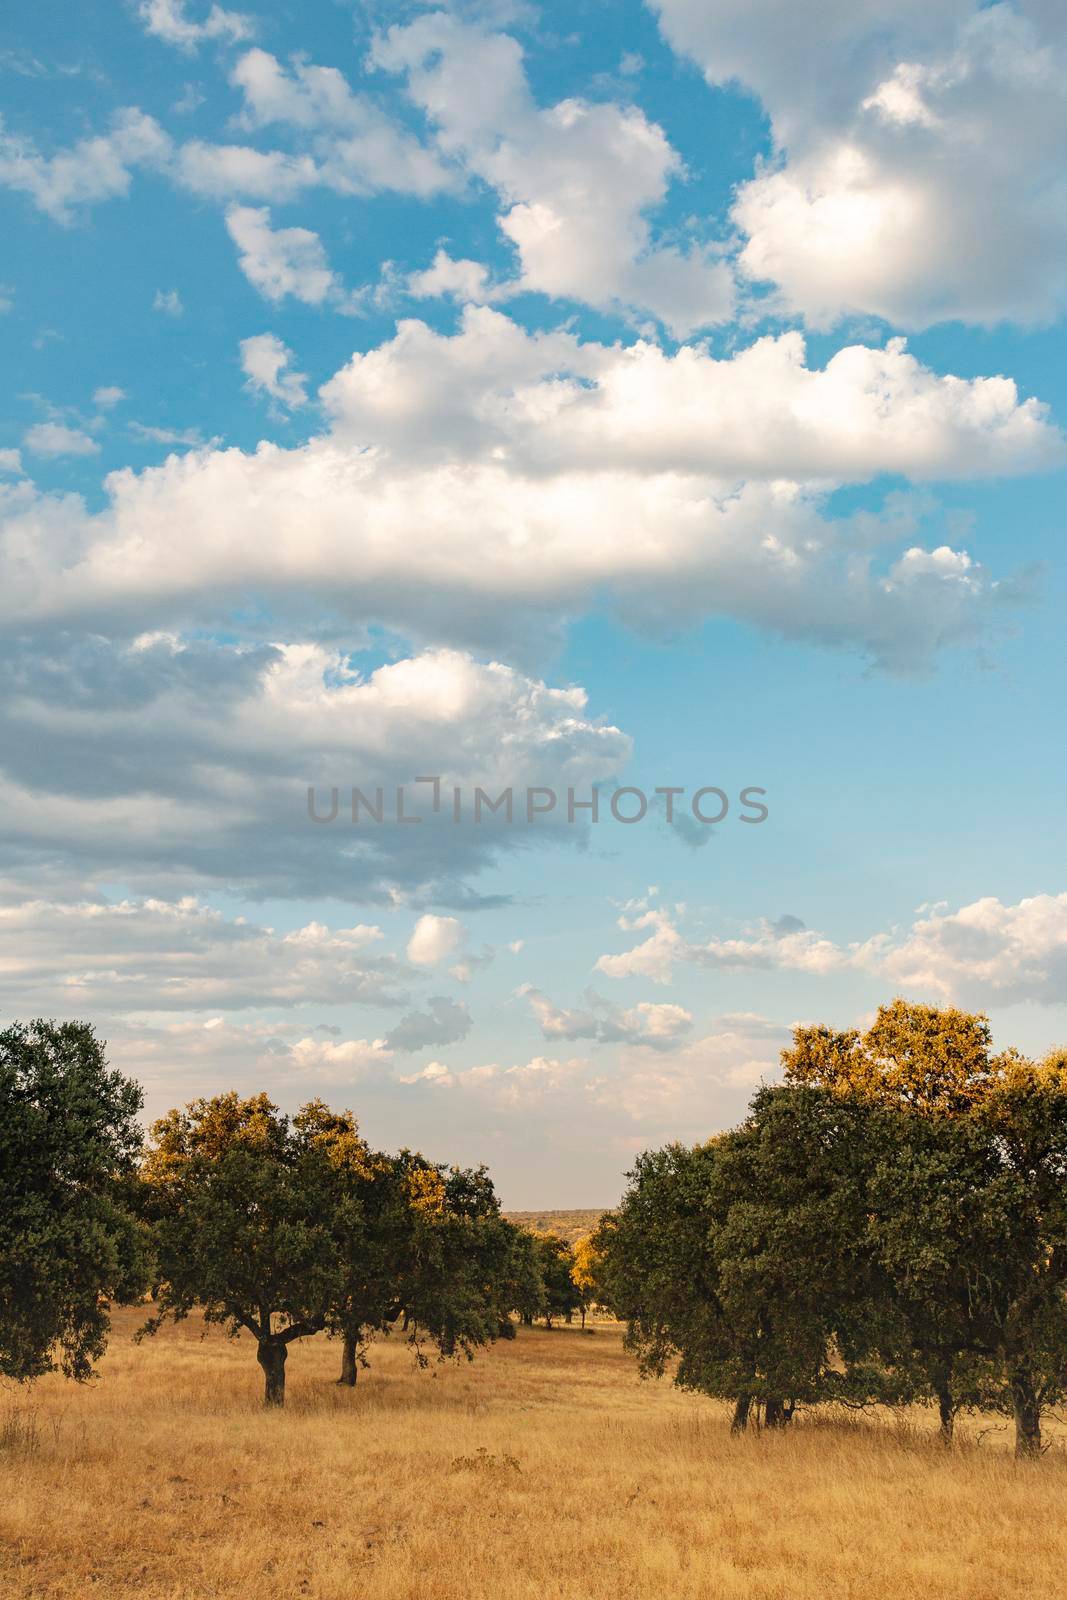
[505,1208,609,1244]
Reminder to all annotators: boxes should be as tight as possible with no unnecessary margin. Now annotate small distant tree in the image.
[0,1020,148,1382]
[570,1234,604,1328]
[398,1162,518,1359]
[141,1093,343,1406]
[498,1223,546,1332]
[535,1234,582,1327]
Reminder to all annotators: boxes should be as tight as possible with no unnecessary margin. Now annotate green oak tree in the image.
[535,1233,582,1327]
[0,1020,148,1382]
[140,1092,343,1405]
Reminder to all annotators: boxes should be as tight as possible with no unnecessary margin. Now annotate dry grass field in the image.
[2,1307,1066,1600]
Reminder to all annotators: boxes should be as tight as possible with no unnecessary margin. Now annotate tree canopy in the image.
[0,1020,147,1382]
[600,1000,1067,1457]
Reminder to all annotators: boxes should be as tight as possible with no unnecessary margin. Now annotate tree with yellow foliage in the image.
[784,1002,1067,1456]
[571,1233,605,1328]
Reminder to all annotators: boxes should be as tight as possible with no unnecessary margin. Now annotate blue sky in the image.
[2,0,1066,1204]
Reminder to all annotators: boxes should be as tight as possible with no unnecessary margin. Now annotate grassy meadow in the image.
[2,1306,1066,1600]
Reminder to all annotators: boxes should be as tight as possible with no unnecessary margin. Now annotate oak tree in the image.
[0,1020,147,1382]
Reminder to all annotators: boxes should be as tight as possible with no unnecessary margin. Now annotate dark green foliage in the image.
[0,1020,148,1381]
[534,1233,582,1326]
[600,1006,1067,1456]
[142,1096,518,1404]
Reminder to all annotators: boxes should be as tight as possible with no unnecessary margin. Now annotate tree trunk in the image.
[257,1339,287,1406]
[337,1331,359,1387]
[764,1396,790,1429]
[1010,1367,1042,1460]
[936,1384,954,1446]
[731,1394,752,1434]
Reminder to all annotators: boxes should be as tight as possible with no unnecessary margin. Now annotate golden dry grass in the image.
[2,1307,1066,1600]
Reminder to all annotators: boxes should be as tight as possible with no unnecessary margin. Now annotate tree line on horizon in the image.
[3,1003,1067,1459]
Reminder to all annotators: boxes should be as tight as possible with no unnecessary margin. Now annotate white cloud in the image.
[138,0,253,52]
[399,1059,453,1086]
[0,449,24,475]
[372,12,734,333]
[393,1009,787,1131]
[239,333,309,409]
[0,893,395,1011]
[153,288,184,316]
[23,422,100,458]
[2,308,1054,673]
[523,984,693,1049]
[406,249,493,303]
[101,1016,394,1115]
[595,906,687,983]
[287,1034,393,1077]
[0,108,171,223]
[655,1,1067,328]
[225,204,361,311]
[861,892,1067,1006]
[319,309,1061,480]
[174,141,319,202]
[93,386,126,409]
[229,48,453,198]
[407,913,465,968]
[595,890,1067,1007]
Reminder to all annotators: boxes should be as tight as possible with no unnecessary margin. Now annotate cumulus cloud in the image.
[863,892,1067,1006]
[0,637,629,901]
[224,204,361,311]
[405,249,494,303]
[595,904,687,983]
[0,308,1055,671]
[393,1008,788,1132]
[286,1034,393,1077]
[406,913,465,968]
[319,309,1061,480]
[0,108,171,223]
[228,48,453,198]
[138,0,253,52]
[174,142,320,202]
[23,422,100,458]
[655,0,1067,327]
[596,890,1067,1006]
[522,984,693,1050]
[101,1016,393,1117]
[383,995,472,1052]
[239,333,309,409]
[0,893,396,1011]
[372,12,734,333]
